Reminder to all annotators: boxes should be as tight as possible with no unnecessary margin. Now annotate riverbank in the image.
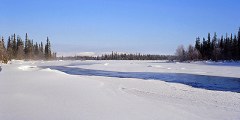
[0,60,239,120]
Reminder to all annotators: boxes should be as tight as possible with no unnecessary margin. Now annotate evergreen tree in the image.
[30,40,34,58]
[202,37,207,59]
[232,35,238,60]
[192,27,240,61]
[0,37,8,63]
[228,33,233,59]
[0,37,5,61]
[34,42,39,59]
[16,36,24,60]
[212,32,217,49]
[40,42,44,53]
[44,37,51,59]
[24,33,34,59]
[237,28,240,59]
[24,33,30,58]
[219,36,224,59]
[219,36,224,50]
[1,37,5,50]
[39,42,44,59]
[12,34,17,58]
[7,36,13,59]
[206,33,211,59]
[223,33,229,60]
[211,32,218,60]
[195,37,201,51]
[0,33,56,62]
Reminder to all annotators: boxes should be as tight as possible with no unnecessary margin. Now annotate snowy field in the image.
[0,60,240,120]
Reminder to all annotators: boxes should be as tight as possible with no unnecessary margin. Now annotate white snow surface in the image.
[0,60,240,120]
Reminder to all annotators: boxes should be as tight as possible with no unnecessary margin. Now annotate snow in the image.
[104,63,109,66]
[0,60,240,120]
[18,65,38,71]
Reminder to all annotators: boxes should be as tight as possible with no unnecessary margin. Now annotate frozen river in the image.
[47,66,240,93]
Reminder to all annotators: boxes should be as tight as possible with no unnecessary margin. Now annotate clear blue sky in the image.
[0,0,240,55]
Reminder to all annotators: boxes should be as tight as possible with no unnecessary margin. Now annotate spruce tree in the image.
[16,36,24,60]
[0,37,8,63]
[193,28,240,61]
[237,28,240,59]
[44,37,51,59]
[228,33,233,59]
[0,37,5,61]
[207,33,211,59]
[34,42,39,59]
[1,33,55,61]
[219,36,224,59]
[211,32,218,60]
[195,37,201,51]
[24,33,30,58]
[12,34,17,58]
[202,37,207,59]
[233,35,238,60]
[7,36,13,59]
[212,32,217,49]
[40,42,44,59]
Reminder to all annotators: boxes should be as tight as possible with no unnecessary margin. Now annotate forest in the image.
[176,28,240,61]
[0,33,56,63]
[2,28,240,63]
[61,52,174,60]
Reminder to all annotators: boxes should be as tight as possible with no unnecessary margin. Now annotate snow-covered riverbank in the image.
[0,60,240,120]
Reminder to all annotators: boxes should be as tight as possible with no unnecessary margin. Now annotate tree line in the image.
[176,28,240,61]
[60,52,174,60]
[99,52,173,60]
[0,33,56,63]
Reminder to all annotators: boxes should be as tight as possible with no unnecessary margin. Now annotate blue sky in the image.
[0,0,240,55]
